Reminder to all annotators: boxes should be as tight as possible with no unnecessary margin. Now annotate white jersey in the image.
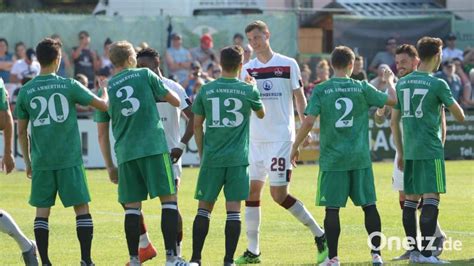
[240,53,302,142]
[157,77,190,150]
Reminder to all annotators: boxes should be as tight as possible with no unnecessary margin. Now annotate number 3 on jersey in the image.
[335,97,353,128]
[208,97,243,128]
[117,86,140,116]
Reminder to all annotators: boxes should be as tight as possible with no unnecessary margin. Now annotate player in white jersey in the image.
[235,20,327,265]
[374,44,446,261]
[135,47,194,261]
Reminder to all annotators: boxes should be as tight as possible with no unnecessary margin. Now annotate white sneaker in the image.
[417,255,450,264]
[319,256,340,266]
[128,257,141,266]
[372,253,383,265]
[166,256,190,266]
[409,251,421,263]
[392,250,411,261]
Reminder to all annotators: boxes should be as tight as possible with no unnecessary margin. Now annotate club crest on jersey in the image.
[263,80,273,91]
[274,68,283,77]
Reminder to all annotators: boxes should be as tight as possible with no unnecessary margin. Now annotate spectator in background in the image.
[182,60,205,98]
[51,34,72,78]
[10,48,41,84]
[301,63,311,88]
[463,48,474,73]
[435,60,463,103]
[191,34,218,71]
[453,58,474,108]
[166,33,192,83]
[370,64,396,92]
[442,33,463,62]
[306,59,330,97]
[351,56,367,81]
[14,42,26,61]
[0,38,14,83]
[74,73,94,118]
[99,38,113,73]
[233,33,244,47]
[72,30,97,88]
[243,44,253,64]
[369,37,397,74]
[206,62,222,80]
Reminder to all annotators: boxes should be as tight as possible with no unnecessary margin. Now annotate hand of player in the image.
[382,68,394,83]
[2,153,15,174]
[107,166,118,184]
[170,148,184,164]
[290,146,300,168]
[302,134,312,147]
[245,75,256,85]
[397,154,404,171]
[98,78,108,89]
[376,106,386,117]
[175,176,181,189]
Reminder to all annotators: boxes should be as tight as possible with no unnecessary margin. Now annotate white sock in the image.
[287,200,324,237]
[434,221,446,238]
[139,232,150,248]
[0,210,32,252]
[176,242,182,257]
[245,206,261,255]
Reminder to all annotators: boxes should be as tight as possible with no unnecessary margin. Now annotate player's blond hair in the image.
[245,20,269,33]
[109,41,135,67]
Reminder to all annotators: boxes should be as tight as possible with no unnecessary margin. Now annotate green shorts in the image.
[404,158,446,195]
[195,166,249,202]
[30,165,90,208]
[118,153,176,204]
[316,167,376,208]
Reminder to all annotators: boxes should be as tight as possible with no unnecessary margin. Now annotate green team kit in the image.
[0,79,8,111]
[192,77,263,202]
[14,74,95,207]
[305,78,388,207]
[94,68,175,203]
[394,71,455,194]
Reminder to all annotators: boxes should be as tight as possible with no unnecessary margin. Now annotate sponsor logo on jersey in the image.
[246,66,291,80]
[274,68,283,77]
[263,80,273,91]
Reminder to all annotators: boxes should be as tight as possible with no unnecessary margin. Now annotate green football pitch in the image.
[1,161,473,265]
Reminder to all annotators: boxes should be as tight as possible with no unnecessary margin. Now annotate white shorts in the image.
[392,153,404,191]
[173,159,182,180]
[249,141,293,186]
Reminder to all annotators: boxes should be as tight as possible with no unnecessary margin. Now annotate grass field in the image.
[0,161,473,265]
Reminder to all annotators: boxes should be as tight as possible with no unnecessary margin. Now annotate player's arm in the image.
[254,105,265,118]
[193,114,205,159]
[97,122,118,184]
[163,91,180,107]
[170,106,194,163]
[1,105,15,174]
[293,87,307,122]
[391,109,404,170]
[446,102,465,123]
[17,119,32,178]
[374,107,387,125]
[290,115,317,167]
[383,69,397,106]
[89,81,109,112]
[441,108,447,145]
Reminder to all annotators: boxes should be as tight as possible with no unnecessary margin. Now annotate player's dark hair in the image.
[136,47,160,59]
[245,20,268,33]
[416,37,443,61]
[15,42,25,50]
[396,44,418,58]
[104,37,113,47]
[330,46,355,69]
[233,33,244,40]
[220,45,243,72]
[78,30,89,38]
[36,38,62,67]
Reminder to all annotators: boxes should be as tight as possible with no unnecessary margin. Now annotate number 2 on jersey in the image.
[335,97,353,128]
[401,88,428,118]
[30,93,69,127]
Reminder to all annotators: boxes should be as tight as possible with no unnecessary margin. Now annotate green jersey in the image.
[94,68,170,164]
[0,79,8,110]
[305,78,388,171]
[14,74,95,170]
[192,77,263,168]
[394,71,455,160]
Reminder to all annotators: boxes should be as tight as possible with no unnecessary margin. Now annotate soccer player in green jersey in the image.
[0,79,39,265]
[15,38,109,266]
[290,46,397,266]
[189,45,265,266]
[391,37,465,264]
[94,41,184,266]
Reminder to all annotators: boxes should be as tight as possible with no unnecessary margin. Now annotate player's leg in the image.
[190,166,223,264]
[29,169,57,266]
[317,170,350,264]
[57,165,94,265]
[236,142,266,263]
[123,202,143,265]
[0,209,38,265]
[174,163,184,257]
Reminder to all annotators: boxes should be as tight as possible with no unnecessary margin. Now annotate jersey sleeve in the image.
[71,79,95,106]
[304,86,321,116]
[289,59,303,90]
[147,69,170,100]
[14,91,29,119]
[93,88,110,122]
[248,85,263,111]
[364,81,388,108]
[393,82,402,110]
[191,89,205,116]
[173,82,190,110]
[0,83,8,111]
[436,79,456,107]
